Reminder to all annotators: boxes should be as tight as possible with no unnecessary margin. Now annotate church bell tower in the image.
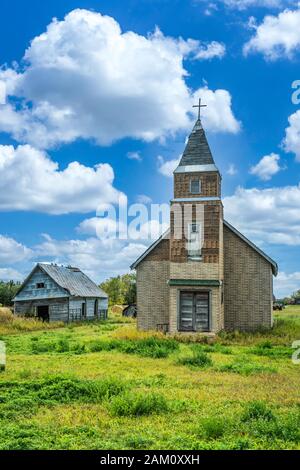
[169,101,224,333]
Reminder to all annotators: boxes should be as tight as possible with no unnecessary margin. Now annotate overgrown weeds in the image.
[110,392,169,417]
[216,357,277,375]
[177,350,213,368]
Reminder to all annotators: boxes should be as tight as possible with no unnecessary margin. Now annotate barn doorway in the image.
[179,291,210,332]
[37,305,49,322]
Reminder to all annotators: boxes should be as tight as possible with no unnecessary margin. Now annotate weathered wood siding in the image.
[69,297,108,320]
[14,267,67,301]
[14,298,69,322]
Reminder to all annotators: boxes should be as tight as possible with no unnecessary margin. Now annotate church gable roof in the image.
[177,119,215,168]
[131,222,278,276]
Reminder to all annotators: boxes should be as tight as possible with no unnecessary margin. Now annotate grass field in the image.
[0,306,300,450]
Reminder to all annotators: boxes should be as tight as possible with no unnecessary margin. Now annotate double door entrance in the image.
[179,291,210,332]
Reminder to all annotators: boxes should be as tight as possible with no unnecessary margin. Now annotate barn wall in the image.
[69,297,108,320]
[14,267,67,301]
[14,298,69,323]
[224,224,273,331]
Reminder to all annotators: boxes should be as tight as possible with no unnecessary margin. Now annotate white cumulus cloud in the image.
[244,6,300,60]
[250,153,282,180]
[0,144,124,214]
[0,235,32,264]
[35,234,148,281]
[0,9,239,149]
[283,110,300,160]
[157,155,181,177]
[194,41,226,59]
[224,184,300,246]
[0,268,24,282]
[274,271,300,298]
[227,163,237,175]
[192,87,241,133]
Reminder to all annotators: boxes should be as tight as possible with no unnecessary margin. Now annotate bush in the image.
[241,401,275,422]
[88,340,119,352]
[217,357,277,376]
[56,338,70,353]
[177,350,213,368]
[120,337,178,358]
[199,416,227,440]
[0,307,13,323]
[88,337,178,359]
[110,392,169,417]
[0,376,127,410]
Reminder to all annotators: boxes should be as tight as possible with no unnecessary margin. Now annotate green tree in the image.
[292,289,300,300]
[0,280,21,306]
[100,273,136,306]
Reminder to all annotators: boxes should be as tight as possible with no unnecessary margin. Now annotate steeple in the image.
[177,119,215,168]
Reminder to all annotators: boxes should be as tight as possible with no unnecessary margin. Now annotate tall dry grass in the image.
[0,307,64,335]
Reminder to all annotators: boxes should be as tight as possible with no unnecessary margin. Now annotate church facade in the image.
[131,117,278,333]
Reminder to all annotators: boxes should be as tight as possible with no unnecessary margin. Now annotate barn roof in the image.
[176,119,216,169]
[15,263,108,299]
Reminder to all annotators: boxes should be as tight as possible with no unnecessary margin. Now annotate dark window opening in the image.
[82,302,86,318]
[94,299,98,317]
[36,283,45,289]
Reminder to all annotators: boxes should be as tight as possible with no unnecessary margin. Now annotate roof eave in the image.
[130,229,170,269]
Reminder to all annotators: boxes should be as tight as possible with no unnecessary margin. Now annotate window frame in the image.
[36,282,45,289]
[190,179,201,195]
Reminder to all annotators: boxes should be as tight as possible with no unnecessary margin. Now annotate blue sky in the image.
[0,0,300,297]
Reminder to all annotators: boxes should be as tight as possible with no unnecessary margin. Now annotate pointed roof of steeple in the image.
[178,119,215,167]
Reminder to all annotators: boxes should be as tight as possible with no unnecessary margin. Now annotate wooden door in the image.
[179,291,209,332]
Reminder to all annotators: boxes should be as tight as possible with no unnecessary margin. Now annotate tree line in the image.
[0,281,21,307]
[100,273,136,306]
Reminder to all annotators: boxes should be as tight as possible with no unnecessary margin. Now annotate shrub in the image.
[177,350,213,368]
[71,343,86,354]
[192,343,232,355]
[120,337,178,358]
[250,343,292,358]
[88,340,119,352]
[56,338,70,353]
[31,340,56,354]
[177,349,213,368]
[88,337,178,359]
[199,416,227,440]
[110,392,169,417]
[217,357,277,376]
[0,307,13,323]
[241,401,275,422]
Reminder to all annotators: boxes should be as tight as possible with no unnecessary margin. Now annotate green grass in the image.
[0,305,299,449]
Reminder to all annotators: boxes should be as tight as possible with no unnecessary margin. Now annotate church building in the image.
[131,110,278,333]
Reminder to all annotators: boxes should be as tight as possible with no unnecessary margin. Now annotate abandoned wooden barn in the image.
[13,263,108,322]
